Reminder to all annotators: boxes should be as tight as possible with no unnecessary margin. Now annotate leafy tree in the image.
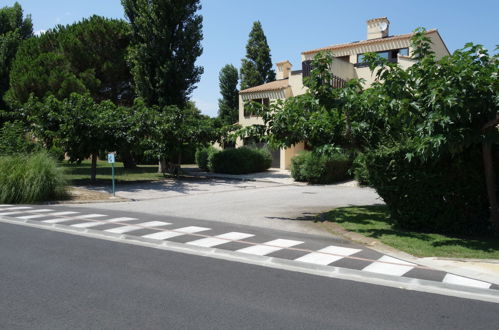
[240,21,275,90]
[0,2,32,115]
[6,16,132,107]
[218,64,239,125]
[147,102,217,174]
[122,0,204,108]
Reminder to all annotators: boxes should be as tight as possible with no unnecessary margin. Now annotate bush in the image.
[0,152,68,203]
[195,146,219,171]
[291,151,352,184]
[364,143,490,235]
[0,121,38,155]
[352,152,370,186]
[208,147,271,174]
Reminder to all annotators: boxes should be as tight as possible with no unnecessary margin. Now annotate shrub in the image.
[352,152,370,186]
[208,147,271,174]
[364,143,490,235]
[0,121,38,155]
[291,151,352,184]
[0,152,68,203]
[195,146,219,171]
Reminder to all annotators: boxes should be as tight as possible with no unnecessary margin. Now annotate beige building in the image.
[238,17,450,170]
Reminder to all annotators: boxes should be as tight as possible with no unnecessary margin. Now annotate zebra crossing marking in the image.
[142,226,210,240]
[187,231,254,248]
[105,221,171,234]
[236,239,303,256]
[295,245,362,265]
[71,217,138,228]
[362,255,416,276]
[442,273,491,289]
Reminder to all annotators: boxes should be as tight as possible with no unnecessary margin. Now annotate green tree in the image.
[217,64,239,125]
[6,16,133,107]
[148,102,217,174]
[121,0,204,108]
[0,2,32,115]
[240,21,275,90]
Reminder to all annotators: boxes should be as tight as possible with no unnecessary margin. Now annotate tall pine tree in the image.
[0,2,32,114]
[121,0,203,108]
[240,21,275,90]
[217,64,239,125]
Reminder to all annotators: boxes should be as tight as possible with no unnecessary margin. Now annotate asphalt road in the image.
[1,222,498,330]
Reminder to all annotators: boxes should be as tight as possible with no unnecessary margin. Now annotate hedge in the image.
[291,151,352,184]
[208,147,271,174]
[364,143,491,235]
[0,152,68,203]
[195,146,219,171]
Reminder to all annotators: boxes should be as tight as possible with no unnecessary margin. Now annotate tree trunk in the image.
[482,141,499,229]
[158,159,167,174]
[90,153,98,183]
[120,149,136,169]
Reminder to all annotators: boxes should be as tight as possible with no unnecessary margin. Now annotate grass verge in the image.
[62,160,163,185]
[322,205,499,259]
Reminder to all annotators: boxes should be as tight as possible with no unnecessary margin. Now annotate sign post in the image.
[107,153,116,197]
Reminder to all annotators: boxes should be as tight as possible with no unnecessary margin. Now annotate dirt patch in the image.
[61,187,128,203]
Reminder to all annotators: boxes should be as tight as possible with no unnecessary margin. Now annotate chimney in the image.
[276,60,292,79]
[367,17,390,40]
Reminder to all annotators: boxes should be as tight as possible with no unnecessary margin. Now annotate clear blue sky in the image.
[4,0,499,117]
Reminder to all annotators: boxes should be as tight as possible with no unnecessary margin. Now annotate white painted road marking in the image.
[16,210,55,219]
[362,255,416,276]
[0,211,26,216]
[45,211,80,216]
[71,217,138,228]
[443,273,491,289]
[295,245,362,265]
[74,214,106,219]
[142,226,210,240]
[236,239,303,256]
[105,221,171,234]
[187,232,254,247]
[0,204,14,207]
[0,206,32,211]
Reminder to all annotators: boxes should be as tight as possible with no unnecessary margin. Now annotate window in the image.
[302,60,312,77]
[244,98,270,117]
[355,48,410,67]
[399,48,409,56]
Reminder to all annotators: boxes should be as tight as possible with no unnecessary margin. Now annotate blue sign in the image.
[107,153,115,164]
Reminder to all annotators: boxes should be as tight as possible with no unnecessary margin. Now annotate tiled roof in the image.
[302,29,438,55]
[239,79,289,94]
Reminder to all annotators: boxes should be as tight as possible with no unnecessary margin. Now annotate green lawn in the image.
[322,205,499,259]
[61,160,164,184]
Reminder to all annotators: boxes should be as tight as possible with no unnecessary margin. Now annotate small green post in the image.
[112,162,115,197]
[108,153,116,197]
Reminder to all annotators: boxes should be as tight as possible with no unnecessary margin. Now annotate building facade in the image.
[238,17,450,170]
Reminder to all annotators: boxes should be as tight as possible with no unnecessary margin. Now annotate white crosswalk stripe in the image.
[442,273,491,289]
[16,210,55,219]
[142,226,210,240]
[0,211,27,216]
[71,217,138,228]
[236,239,303,256]
[74,214,106,219]
[187,232,254,247]
[295,245,362,265]
[0,204,14,207]
[42,212,82,223]
[0,206,32,211]
[362,255,415,276]
[105,221,171,234]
